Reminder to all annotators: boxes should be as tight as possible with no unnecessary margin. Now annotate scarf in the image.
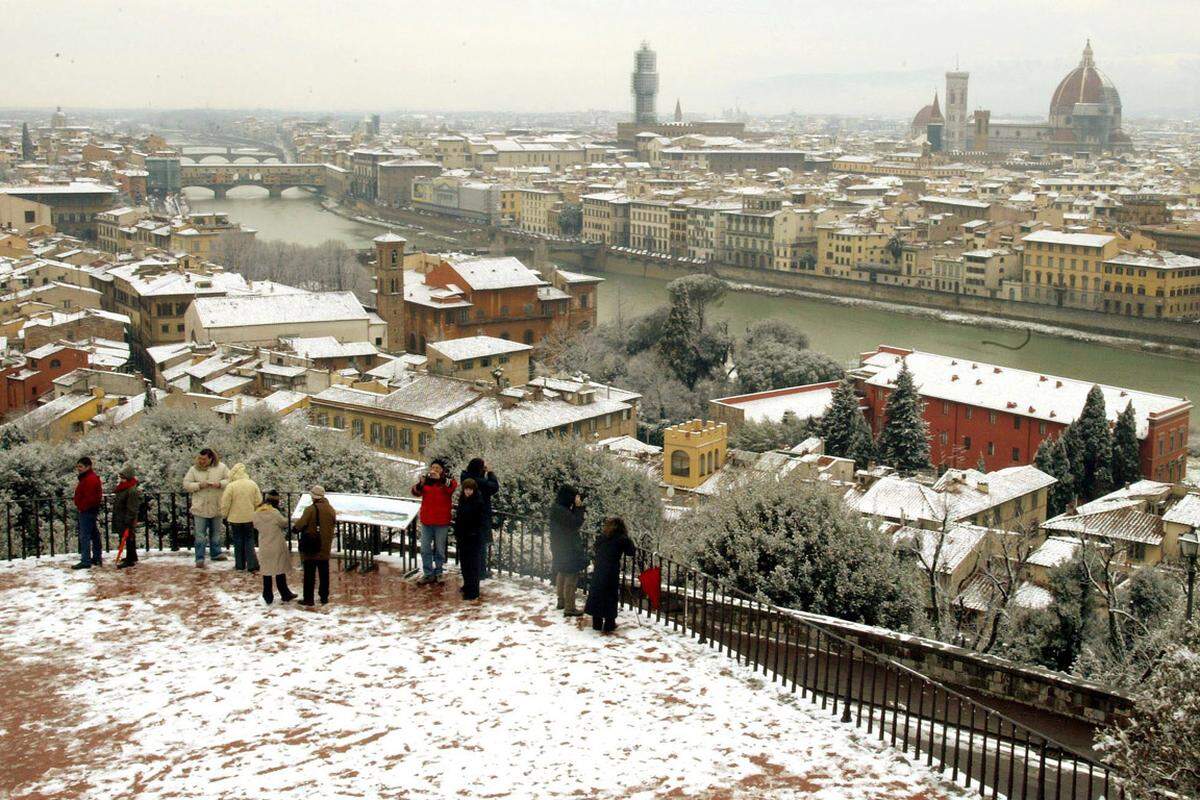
[115,476,138,493]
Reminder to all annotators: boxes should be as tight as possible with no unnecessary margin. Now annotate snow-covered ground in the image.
[0,554,966,799]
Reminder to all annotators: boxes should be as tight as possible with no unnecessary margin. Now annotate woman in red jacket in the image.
[411,459,457,585]
[72,456,104,570]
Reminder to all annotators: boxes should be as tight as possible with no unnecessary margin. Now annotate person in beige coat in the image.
[221,463,262,572]
[253,490,296,605]
[183,448,230,566]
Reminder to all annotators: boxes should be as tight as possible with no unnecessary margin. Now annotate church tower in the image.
[373,232,406,353]
[674,98,682,122]
[944,70,969,152]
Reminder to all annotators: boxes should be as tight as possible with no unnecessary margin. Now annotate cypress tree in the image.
[1110,401,1141,487]
[820,378,875,468]
[1070,385,1113,501]
[1035,435,1074,517]
[874,361,931,474]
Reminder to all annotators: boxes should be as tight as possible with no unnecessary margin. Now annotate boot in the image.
[277,575,297,603]
[71,562,90,570]
[262,576,274,605]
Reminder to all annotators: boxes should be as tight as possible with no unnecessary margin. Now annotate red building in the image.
[854,346,1191,483]
[371,235,600,356]
[1,344,90,416]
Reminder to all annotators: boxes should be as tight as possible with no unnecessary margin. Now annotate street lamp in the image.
[1181,529,1200,622]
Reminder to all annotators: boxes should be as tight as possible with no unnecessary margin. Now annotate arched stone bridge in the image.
[179,163,331,198]
[180,147,282,164]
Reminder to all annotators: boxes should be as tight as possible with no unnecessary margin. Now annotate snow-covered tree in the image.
[1067,385,1113,501]
[668,481,922,629]
[874,361,931,474]
[740,319,809,351]
[1034,435,1074,517]
[1110,401,1141,488]
[734,341,842,393]
[820,378,875,469]
[727,412,813,452]
[1097,622,1200,798]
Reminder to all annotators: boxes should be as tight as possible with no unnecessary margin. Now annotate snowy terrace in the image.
[0,554,968,800]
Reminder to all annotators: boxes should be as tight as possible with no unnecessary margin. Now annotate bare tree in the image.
[962,522,1042,653]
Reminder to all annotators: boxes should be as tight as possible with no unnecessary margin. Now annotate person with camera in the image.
[549,485,587,617]
[296,485,336,606]
[411,459,457,586]
[585,517,636,634]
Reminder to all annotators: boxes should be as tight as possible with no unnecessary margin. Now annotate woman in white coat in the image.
[253,490,296,605]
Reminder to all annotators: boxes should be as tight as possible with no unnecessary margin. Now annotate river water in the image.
[184,188,1200,435]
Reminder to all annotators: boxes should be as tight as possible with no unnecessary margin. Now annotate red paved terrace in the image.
[0,554,967,799]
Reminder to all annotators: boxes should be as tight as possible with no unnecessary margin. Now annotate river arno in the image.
[185,188,1200,436]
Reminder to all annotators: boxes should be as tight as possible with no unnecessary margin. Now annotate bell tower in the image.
[373,232,406,353]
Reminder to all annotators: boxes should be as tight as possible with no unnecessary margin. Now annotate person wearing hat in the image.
[112,463,143,570]
[411,459,457,585]
[295,485,337,606]
[254,490,297,605]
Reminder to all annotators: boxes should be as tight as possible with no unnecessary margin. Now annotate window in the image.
[988,411,997,424]
[418,432,429,453]
[369,423,381,444]
[1012,447,1020,462]
[941,400,949,416]
[1013,417,1021,430]
[965,407,973,420]
[963,436,972,450]
[50,359,61,368]
[1039,422,1047,435]
[670,450,690,477]
[161,324,169,333]
[333,415,345,429]
[987,442,995,456]
[479,357,491,367]
[523,329,535,345]
[401,428,412,449]
[315,413,329,427]
[939,431,948,445]
[351,419,364,438]
[24,210,35,223]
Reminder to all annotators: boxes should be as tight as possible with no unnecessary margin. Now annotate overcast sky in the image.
[4,0,1197,117]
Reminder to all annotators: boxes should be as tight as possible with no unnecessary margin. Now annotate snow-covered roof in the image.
[191,291,367,329]
[284,336,378,360]
[445,256,547,291]
[427,336,531,362]
[435,393,632,436]
[1028,535,1082,569]
[857,348,1189,439]
[1021,230,1115,248]
[893,523,988,575]
[314,376,479,421]
[711,383,838,424]
[1163,493,1200,529]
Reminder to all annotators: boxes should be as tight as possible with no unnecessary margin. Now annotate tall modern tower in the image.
[631,41,659,125]
[944,71,969,152]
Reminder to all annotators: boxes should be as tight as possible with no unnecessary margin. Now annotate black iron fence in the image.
[3,498,1121,798]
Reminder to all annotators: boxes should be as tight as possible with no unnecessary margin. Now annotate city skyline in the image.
[3,0,1198,117]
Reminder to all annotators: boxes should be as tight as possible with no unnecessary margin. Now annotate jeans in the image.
[193,516,224,562]
[303,560,330,604]
[420,524,449,578]
[77,509,101,566]
[230,522,260,571]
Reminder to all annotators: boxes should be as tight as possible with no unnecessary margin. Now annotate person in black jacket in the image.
[454,478,487,601]
[548,484,586,617]
[584,516,636,633]
[460,458,499,578]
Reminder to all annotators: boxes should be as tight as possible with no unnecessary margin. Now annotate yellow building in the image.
[817,225,892,278]
[426,336,532,386]
[629,199,672,253]
[1100,250,1200,319]
[511,188,562,236]
[1020,230,1121,310]
[663,419,728,490]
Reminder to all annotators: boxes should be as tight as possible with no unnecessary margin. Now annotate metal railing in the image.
[3,499,1122,798]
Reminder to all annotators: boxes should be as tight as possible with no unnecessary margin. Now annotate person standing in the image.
[296,485,336,607]
[549,485,587,617]
[460,458,499,578]
[183,448,230,567]
[454,479,487,601]
[254,490,296,605]
[220,463,262,572]
[584,517,636,634]
[112,464,143,569]
[71,456,103,570]
[411,459,456,585]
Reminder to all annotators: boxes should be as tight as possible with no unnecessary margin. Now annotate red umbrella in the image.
[639,565,662,610]
[115,528,131,564]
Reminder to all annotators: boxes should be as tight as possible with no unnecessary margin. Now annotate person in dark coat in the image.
[296,486,337,607]
[460,458,499,578]
[454,478,487,601]
[584,516,636,633]
[549,485,587,616]
[111,464,143,569]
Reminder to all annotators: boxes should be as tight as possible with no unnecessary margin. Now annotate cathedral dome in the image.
[1049,40,1121,118]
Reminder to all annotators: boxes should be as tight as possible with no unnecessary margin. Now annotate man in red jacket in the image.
[411,459,457,585]
[72,456,103,569]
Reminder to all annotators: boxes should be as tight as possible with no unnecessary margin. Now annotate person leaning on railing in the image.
[182,448,230,567]
[548,485,587,618]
